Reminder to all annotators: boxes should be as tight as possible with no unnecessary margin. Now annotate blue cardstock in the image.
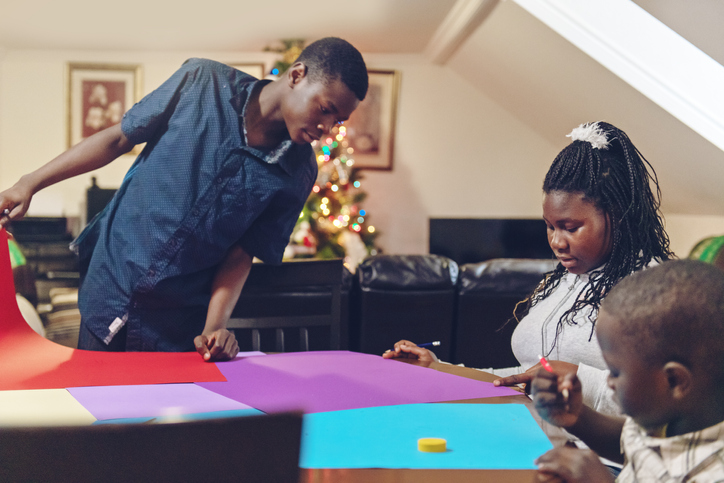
[300,403,553,469]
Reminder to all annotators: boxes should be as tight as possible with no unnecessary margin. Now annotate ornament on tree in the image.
[286,125,380,271]
[263,39,306,76]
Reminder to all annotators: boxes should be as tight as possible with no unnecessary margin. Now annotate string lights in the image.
[286,124,379,271]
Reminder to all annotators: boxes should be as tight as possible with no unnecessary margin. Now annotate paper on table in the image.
[300,403,553,469]
[197,351,520,414]
[0,228,225,390]
[0,389,96,426]
[67,383,258,421]
[235,351,266,358]
[92,408,264,425]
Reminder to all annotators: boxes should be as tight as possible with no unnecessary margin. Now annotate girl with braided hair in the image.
[385,121,674,415]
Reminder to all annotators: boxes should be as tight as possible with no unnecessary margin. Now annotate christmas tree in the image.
[284,124,380,271]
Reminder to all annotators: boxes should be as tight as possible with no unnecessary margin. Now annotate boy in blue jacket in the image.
[0,37,367,361]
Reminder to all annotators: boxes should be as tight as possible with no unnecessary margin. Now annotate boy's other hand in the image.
[194,329,239,362]
[0,181,33,227]
[535,447,615,483]
[531,369,583,429]
[382,340,439,362]
[493,360,578,391]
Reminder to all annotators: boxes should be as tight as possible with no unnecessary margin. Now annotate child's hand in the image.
[194,329,239,362]
[531,369,583,429]
[535,447,615,483]
[493,360,578,390]
[382,340,438,362]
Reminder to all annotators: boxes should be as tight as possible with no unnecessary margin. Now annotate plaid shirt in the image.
[618,417,724,482]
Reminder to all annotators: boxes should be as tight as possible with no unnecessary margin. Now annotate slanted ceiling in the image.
[446,0,724,215]
[1,0,722,214]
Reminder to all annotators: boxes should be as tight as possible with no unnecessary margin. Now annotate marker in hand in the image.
[418,341,441,349]
[538,354,569,401]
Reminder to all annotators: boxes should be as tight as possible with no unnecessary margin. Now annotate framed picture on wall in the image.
[67,63,142,150]
[228,63,266,80]
[344,69,400,171]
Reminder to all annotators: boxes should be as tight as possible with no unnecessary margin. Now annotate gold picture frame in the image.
[67,63,142,150]
[344,69,400,171]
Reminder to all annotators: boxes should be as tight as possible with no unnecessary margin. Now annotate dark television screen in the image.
[429,218,553,266]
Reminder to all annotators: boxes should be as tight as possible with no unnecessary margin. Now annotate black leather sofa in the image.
[349,255,557,368]
[454,258,557,368]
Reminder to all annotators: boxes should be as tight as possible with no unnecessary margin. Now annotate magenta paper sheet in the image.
[67,383,256,421]
[197,351,520,414]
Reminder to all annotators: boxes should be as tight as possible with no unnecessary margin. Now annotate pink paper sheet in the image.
[197,351,520,413]
[0,229,225,390]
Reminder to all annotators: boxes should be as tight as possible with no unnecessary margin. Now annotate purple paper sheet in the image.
[235,351,266,358]
[68,383,256,421]
[197,351,520,414]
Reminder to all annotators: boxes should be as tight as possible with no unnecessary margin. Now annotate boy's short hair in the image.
[601,260,724,380]
[294,37,368,101]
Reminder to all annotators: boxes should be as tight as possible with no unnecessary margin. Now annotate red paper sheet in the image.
[0,229,225,390]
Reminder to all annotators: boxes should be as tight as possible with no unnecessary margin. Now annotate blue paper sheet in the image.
[300,403,552,469]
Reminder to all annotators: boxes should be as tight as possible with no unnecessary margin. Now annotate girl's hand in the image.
[531,369,583,429]
[493,360,578,390]
[382,340,439,362]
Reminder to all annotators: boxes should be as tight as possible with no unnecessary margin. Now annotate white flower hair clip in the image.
[566,122,610,150]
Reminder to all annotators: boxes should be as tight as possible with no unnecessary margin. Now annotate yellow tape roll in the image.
[417,437,447,452]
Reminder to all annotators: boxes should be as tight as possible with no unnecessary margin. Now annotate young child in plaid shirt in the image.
[531,260,724,482]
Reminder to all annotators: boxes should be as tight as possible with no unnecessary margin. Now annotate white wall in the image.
[0,49,273,220]
[1,49,721,257]
[665,214,724,258]
[359,54,556,254]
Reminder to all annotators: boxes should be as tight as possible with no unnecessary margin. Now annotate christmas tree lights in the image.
[285,125,379,271]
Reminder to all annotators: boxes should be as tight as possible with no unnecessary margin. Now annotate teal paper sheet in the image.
[300,403,553,469]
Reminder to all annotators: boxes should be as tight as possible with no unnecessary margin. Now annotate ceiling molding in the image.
[425,0,500,65]
[514,0,724,152]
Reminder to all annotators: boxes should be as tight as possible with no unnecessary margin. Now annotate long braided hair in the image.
[516,122,674,348]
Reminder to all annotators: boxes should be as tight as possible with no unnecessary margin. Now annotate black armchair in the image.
[228,259,348,352]
[352,255,458,360]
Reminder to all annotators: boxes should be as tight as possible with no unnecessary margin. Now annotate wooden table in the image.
[300,359,568,483]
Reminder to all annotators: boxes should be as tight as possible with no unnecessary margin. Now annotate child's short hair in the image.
[294,37,368,101]
[601,260,724,380]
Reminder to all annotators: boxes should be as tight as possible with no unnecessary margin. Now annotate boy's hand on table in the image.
[493,360,578,392]
[382,340,439,362]
[194,329,239,362]
[531,369,583,429]
[535,447,615,483]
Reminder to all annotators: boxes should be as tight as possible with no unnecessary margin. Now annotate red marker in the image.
[538,354,569,401]
[538,354,554,372]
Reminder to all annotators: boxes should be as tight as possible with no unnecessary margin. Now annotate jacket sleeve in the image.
[120,58,206,145]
